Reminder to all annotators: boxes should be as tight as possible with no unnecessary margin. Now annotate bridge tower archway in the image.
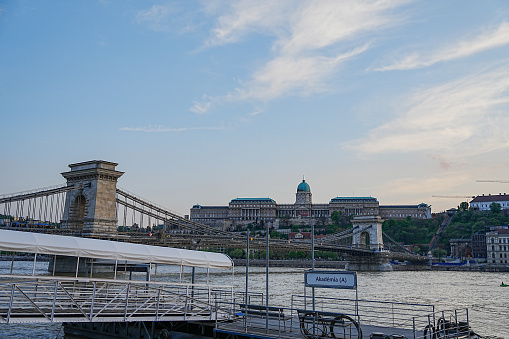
[68,193,87,232]
[359,231,370,248]
[351,215,384,251]
[61,161,124,236]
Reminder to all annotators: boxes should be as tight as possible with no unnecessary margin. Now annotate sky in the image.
[1,0,509,216]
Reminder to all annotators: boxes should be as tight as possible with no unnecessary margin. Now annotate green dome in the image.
[297,179,311,192]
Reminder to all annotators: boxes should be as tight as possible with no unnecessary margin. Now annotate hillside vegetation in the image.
[383,204,509,254]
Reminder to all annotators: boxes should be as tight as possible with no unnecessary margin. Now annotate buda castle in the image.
[190,179,431,230]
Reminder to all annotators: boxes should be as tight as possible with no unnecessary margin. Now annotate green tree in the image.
[327,224,340,234]
[288,251,306,259]
[270,230,287,239]
[459,201,469,211]
[229,248,244,259]
[432,248,447,259]
[490,202,502,214]
[331,210,342,226]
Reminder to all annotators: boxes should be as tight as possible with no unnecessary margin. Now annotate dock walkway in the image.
[215,315,423,339]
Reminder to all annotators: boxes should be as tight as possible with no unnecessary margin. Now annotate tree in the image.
[490,202,502,214]
[459,201,469,211]
[270,230,287,239]
[327,223,340,234]
[432,248,447,260]
[229,248,244,259]
[331,210,342,226]
[317,216,327,227]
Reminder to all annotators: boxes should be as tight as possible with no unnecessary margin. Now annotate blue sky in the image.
[1,0,509,215]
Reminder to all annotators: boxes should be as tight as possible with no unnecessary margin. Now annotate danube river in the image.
[0,262,507,338]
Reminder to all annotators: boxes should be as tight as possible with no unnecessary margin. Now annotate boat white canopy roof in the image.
[0,230,232,270]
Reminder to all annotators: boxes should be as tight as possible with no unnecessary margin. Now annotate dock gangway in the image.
[0,275,235,324]
[0,229,237,325]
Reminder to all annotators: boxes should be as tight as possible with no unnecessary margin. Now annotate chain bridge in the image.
[0,160,428,269]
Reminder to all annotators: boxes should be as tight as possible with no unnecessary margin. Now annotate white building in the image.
[470,193,509,211]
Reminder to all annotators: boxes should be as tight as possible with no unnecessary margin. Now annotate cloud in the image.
[201,0,410,103]
[249,108,264,116]
[205,0,291,47]
[236,44,370,100]
[346,65,509,156]
[135,4,175,32]
[374,172,471,196]
[375,21,509,71]
[190,101,212,114]
[120,125,225,133]
[428,154,452,171]
[207,0,408,49]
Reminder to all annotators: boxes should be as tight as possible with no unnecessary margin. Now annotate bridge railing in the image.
[0,275,237,324]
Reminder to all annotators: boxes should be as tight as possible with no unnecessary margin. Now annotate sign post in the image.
[304,270,359,321]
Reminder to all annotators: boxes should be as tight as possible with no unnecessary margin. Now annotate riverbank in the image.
[233,259,509,272]
[233,259,347,269]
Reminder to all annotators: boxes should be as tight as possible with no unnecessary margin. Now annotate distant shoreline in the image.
[232,259,509,272]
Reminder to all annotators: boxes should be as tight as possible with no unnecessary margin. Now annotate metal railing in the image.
[291,294,435,329]
[0,275,236,324]
[413,309,478,339]
[215,297,476,339]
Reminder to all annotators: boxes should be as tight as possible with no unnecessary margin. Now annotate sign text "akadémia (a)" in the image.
[315,276,348,283]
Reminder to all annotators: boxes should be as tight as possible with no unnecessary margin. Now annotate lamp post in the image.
[311,223,316,336]
[245,229,250,332]
[265,220,270,332]
[191,239,201,301]
[312,222,315,296]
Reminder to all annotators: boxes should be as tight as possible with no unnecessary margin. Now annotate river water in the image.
[0,262,507,338]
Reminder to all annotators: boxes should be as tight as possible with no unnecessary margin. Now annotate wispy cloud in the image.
[249,108,264,116]
[190,100,212,114]
[236,44,370,100]
[374,172,471,198]
[428,154,452,171]
[346,64,509,156]
[120,125,225,133]
[135,4,175,32]
[375,21,509,71]
[197,0,411,105]
[205,1,290,47]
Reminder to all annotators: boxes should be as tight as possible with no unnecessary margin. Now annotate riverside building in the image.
[190,179,431,230]
[486,227,509,265]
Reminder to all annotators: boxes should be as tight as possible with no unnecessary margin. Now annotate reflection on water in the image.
[0,262,507,338]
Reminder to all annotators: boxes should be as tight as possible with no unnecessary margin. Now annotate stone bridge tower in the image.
[347,215,392,271]
[60,160,124,236]
[351,215,384,250]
